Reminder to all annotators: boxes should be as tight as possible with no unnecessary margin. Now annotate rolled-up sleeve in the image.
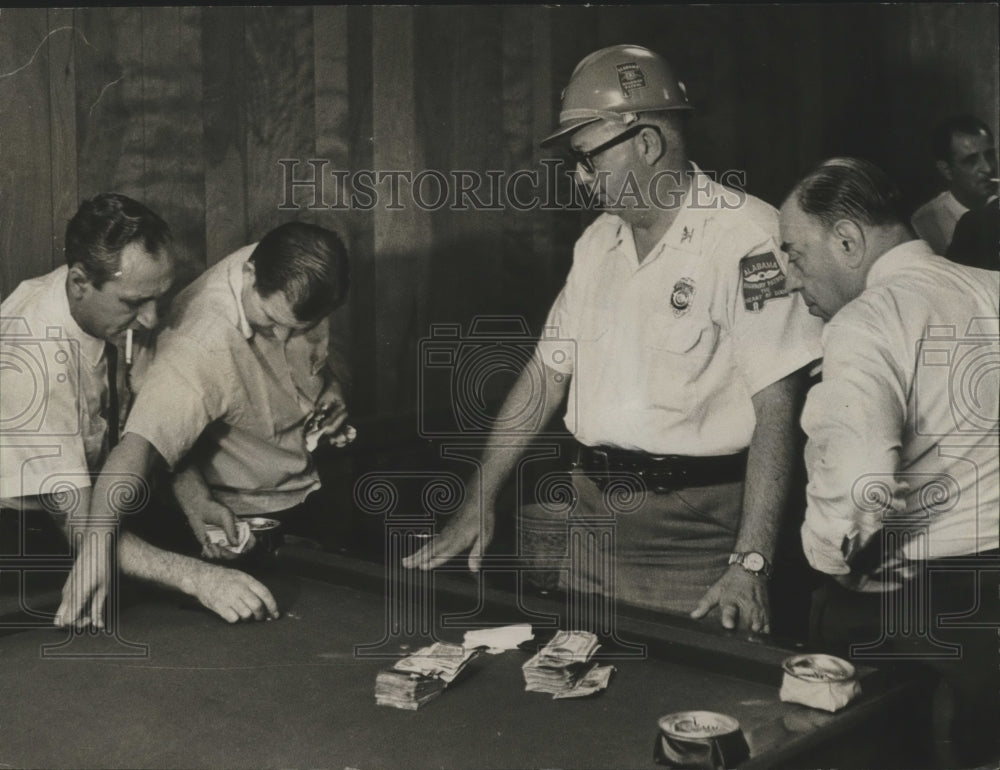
[123,334,229,469]
[800,312,908,574]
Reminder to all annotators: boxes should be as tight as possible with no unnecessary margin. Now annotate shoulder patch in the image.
[740,251,788,312]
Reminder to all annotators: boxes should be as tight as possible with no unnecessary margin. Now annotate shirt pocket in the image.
[642,313,717,412]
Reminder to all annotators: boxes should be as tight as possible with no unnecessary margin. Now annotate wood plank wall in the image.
[2,5,997,421]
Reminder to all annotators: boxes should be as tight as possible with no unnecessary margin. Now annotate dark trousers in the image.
[809,555,1000,767]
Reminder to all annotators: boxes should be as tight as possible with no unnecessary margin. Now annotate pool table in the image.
[0,545,923,769]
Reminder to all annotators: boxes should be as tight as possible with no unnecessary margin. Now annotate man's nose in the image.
[786,266,803,292]
[136,300,159,330]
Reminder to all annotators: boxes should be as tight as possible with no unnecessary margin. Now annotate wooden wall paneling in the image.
[371,6,433,416]
[501,7,546,324]
[202,7,248,265]
[344,6,375,418]
[452,7,507,319]
[0,9,53,297]
[528,7,557,300]
[413,5,453,334]
[74,8,144,204]
[141,6,205,282]
[312,5,354,393]
[47,9,78,271]
[243,6,316,242]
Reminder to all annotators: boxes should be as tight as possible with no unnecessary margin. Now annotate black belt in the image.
[574,443,747,493]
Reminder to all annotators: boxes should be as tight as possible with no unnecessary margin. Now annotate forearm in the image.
[171,461,223,517]
[83,433,160,528]
[115,529,205,595]
[473,355,570,505]
[736,370,806,561]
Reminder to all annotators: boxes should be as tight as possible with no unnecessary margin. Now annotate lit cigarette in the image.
[990,178,1000,183]
[125,329,133,366]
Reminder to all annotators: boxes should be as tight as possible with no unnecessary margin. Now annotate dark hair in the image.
[249,222,349,322]
[790,157,908,229]
[64,193,173,288]
[930,115,993,162]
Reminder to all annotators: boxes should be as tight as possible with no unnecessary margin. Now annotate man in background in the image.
[911,115,997,255]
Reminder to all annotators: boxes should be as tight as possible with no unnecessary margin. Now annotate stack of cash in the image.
[374,669,446,710]
[375,642,479,710]
[522,630,615,698]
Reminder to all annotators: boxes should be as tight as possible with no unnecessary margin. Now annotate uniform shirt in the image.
[801,240,1000,577]
[124,245,328,515]
[0,267,115,505]
[910,190,967,256]
[538,164,823,455]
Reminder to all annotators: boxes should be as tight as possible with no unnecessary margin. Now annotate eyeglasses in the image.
[567,124,658,174]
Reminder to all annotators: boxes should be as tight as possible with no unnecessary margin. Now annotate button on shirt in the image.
[911,190,967,256]
[538,165,824,455]
[0,266,120,504]
[124,245,328,515]
[801,240,1000,576]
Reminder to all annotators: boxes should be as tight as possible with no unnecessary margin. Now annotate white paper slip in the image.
[463,624,534,653]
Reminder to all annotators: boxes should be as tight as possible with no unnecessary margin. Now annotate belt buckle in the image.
[647,454,681,494]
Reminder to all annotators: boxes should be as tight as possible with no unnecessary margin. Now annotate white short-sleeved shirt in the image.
[801,240,1000,575]
[910,190,967,256]
[124,246,328,515]
[1,266,110,505]
[538,165,824,455]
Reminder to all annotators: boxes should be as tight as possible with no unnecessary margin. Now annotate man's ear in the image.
[935,158,953,183]
[832,219,866,269]
[637,125,666,166]
[242,260,256,283]
[67,264,92,299]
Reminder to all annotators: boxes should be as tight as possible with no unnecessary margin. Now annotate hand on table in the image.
[690,565,770,633]
[188,562,280,623]
[55,529,114,629]
[185,501,256,561]
[401,500,495,572]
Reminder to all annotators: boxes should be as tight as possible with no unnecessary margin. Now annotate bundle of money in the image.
[522,630,614,698]
[374,670,446,710]
[375,642,480,710]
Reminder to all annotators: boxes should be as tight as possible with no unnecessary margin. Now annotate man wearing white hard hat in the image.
[406,45,823,633]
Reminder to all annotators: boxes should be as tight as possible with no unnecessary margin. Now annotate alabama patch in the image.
[741,252,788,312]
[670,277,695,316]
[616,62,646,98]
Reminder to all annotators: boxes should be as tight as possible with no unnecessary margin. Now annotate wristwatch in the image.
[728,551,772,578]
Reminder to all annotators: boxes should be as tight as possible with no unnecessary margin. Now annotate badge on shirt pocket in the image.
[670,277,696,317]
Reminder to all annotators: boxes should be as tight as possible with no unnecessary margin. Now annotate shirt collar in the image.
[227,251,255,340]
[866,239,937,289]
[52,266,106,365]
[941,190,970,218]
[607,161,712,265]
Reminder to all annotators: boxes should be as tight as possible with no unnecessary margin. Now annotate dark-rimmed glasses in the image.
[567,124,658,174]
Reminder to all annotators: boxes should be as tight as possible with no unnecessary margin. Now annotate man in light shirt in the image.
[405,45,823,633]
[58,221,352,628]
[910,115,997,255]
[1,193,279,628]
[779,157,999,766]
